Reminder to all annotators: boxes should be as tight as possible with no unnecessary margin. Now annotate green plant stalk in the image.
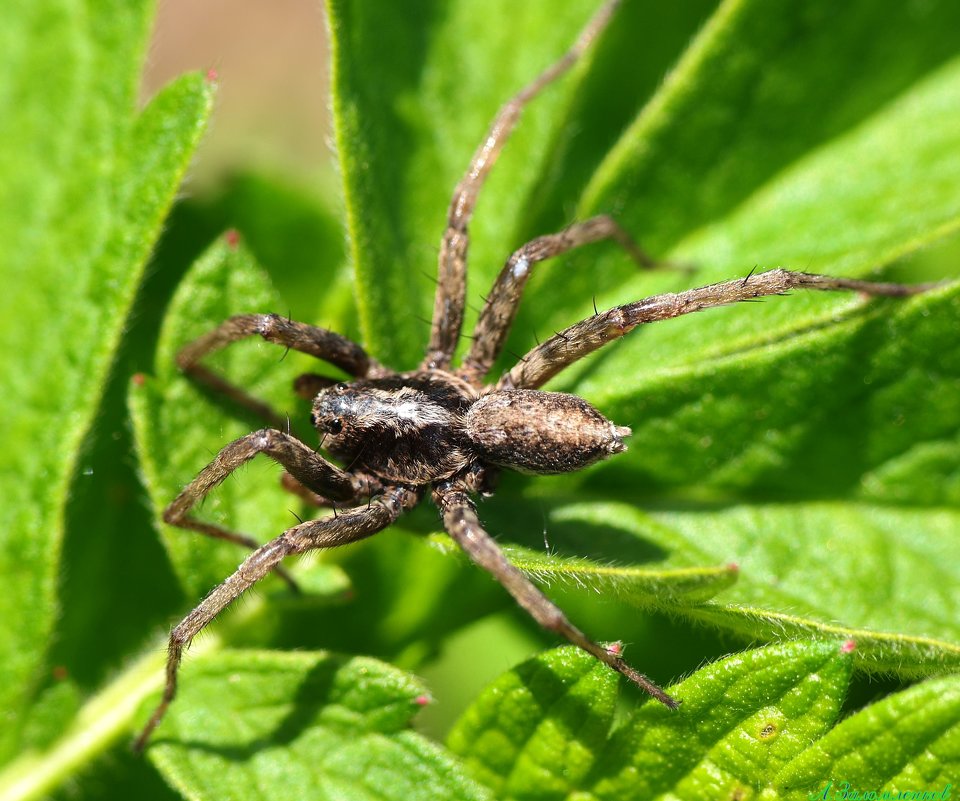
[0,633,219,801]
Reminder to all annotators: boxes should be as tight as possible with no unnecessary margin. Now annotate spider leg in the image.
[163,429,363,590]
[178,314,388,426]
[500,267,939,389]
[134,485,419,752]
[422,0,621,370]
[432,480,677,708]
[281,470,384,508]
[461,215,667,382]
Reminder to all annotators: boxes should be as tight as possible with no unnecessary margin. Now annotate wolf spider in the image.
[135,0,933,751]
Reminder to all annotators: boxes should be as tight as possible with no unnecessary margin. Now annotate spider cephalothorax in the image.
[135,0,933,751]
[312,375,476,483]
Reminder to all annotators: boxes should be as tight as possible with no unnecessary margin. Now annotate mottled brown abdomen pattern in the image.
[464,390,630,474]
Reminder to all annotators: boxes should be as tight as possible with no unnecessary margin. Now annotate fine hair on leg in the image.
[176,314,387,425]
[134,486,417,752]
[432,479,677,708]
[500,267,939,390]
[461,215,664,381]
[162,429,362,590]
[423,0,622,370]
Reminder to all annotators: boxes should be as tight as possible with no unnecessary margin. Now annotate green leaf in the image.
[520,0,721,235]
[145,650,491,801]
[0,0,212,764]
[40,171,351,715]
[504,545,738,607]
[551,501,960,677]
[535,0,960,334]
[428,534,738,607]
[447,646,618,799]
[778,674,960,797]
[507,0,960,510]
[449,641,853,800]
[163,172,355,328]
[589,640,854,801]
[130,238,321,596]
[211,173,351,327]
[586,0,960,254]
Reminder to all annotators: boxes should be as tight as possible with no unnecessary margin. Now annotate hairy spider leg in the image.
[135,486,419,752]
[177,313,387,427]
[423,0,622,370]
[461,215,668,382]
[500,267,938,390]
[433,480,678,707]
[280,470,384,509]
[162,429,363,590]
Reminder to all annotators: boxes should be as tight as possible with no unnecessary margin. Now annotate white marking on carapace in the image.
[511,256,530,280]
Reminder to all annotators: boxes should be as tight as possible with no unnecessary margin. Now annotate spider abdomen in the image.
[465,390,630,474]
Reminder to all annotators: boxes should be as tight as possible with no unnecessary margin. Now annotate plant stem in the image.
[0,633,220,801]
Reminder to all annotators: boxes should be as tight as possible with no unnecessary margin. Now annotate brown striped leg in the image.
[460,215,664,383]
[134,486,418,752]
[499,268,937,390]
[162,429,362,591]
[432,480,677,708]
[422,0,622,370]
[280,470,384,508]
[178,314,387,427]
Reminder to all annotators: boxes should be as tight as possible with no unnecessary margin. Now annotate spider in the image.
[134,0,933,751]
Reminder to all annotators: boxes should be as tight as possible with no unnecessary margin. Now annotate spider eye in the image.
[327,418,343,434]
[335,382,348,392]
